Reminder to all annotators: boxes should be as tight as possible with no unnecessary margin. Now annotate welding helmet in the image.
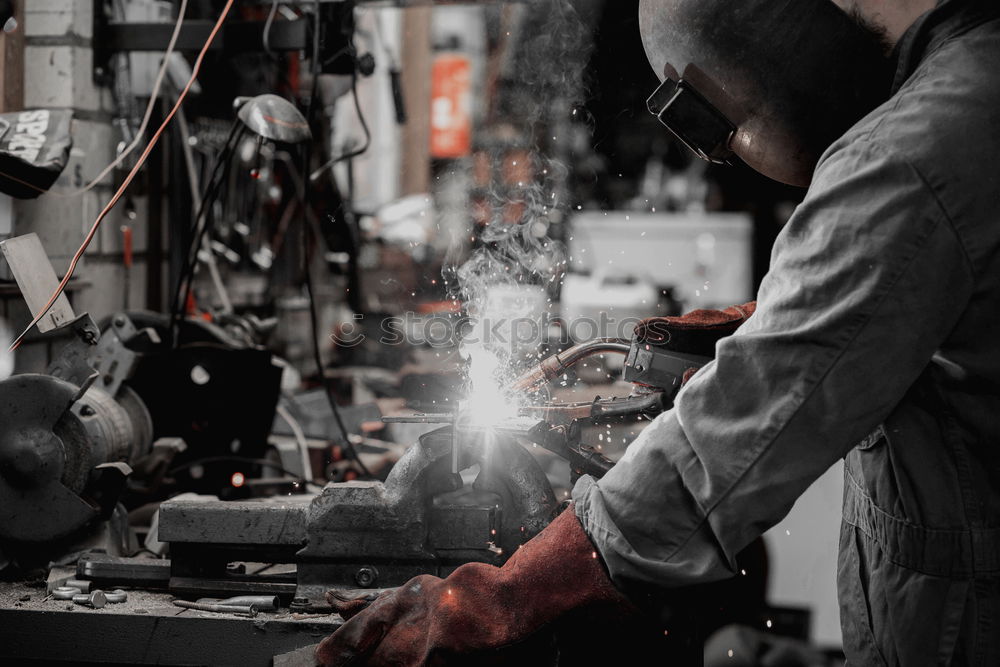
[639,0,893,186]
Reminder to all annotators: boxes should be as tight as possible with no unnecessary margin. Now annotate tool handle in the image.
[390,69,407,125]
[121,226,133,268]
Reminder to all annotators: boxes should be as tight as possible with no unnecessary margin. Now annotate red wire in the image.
[8,0,235,353]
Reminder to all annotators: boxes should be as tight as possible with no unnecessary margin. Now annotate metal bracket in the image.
[48,313,159,397]
[0,233,75,333]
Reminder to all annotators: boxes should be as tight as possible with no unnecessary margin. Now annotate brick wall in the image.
[2,0,158,373]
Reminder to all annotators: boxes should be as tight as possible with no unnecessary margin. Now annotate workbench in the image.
[0,581,340,665]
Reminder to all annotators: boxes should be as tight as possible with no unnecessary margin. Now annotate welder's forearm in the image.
[573,139,976,595]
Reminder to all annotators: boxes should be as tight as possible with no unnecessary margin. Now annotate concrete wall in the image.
[1,0,156,372]
[764,462,844,647]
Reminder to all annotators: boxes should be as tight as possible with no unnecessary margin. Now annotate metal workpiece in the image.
[173,600,258,617]
[199,595,279,612]
[381,414,456,424]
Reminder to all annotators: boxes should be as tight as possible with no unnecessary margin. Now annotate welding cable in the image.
[7,0,236,353]
[300,0,374,480]
[0,0,189,198]
[168,121,244,346]
[509,338,632,392]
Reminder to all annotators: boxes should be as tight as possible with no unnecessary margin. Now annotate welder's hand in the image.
[635,300,757,385]
[633,302,756,385]
[314,507,663,666]
[634,301,756,351]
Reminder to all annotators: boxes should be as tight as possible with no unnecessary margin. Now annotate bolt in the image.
[79,404,95,417]
[73,591,107,609]
[113,315,127,328]
[355,566,378,588]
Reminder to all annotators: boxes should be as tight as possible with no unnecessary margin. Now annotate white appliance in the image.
[567,211,754,311]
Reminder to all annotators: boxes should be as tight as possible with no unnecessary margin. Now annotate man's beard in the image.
[848,5,896,56]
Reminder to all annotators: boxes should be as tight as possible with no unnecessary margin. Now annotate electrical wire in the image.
[302,229,375,480]
[166,455,317,489]
[308,71,372,183]
[0,0,189,198]
[262,0,281,59]
[168,121,243,347]
[175,103,234,313]
[301,0,373,480]
[276,402,315,482]
[7,0,236,353]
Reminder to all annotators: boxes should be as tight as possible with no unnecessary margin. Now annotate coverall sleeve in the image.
[572,138,975,592]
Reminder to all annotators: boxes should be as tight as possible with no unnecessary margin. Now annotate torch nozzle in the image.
[510,338,631,393]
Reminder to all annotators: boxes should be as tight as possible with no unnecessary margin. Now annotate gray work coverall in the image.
[573,1,1000,664]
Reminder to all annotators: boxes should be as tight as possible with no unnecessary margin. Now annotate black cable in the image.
[262,0,280,59]
[309,69,372,182]
[299,0,374,479]
[167,455,309,484]
[169,121,243,346]
[169,122,238,342]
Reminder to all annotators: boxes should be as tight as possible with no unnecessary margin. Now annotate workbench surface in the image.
[0,581,339,665]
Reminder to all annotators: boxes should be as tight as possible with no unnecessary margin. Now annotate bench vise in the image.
[156,424,557,609]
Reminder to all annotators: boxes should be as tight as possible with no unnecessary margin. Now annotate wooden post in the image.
[399,6,432,196]
[0,1,23,113]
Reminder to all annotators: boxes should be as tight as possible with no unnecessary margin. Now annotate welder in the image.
[317,0,1000,664]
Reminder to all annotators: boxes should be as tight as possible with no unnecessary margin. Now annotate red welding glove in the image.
[314,507,667,666]
[634,301,756,351]
[634,301,756,383]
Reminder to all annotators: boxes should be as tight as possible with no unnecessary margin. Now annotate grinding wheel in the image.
[0,374,97,542]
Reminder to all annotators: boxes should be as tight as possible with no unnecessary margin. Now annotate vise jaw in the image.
[160,425,558,608]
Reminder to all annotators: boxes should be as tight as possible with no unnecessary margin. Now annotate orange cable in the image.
[8,0,235,352]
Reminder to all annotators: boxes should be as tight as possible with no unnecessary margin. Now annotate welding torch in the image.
[509,338,631,393]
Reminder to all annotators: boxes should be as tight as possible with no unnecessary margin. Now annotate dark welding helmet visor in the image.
[639,0,894,187]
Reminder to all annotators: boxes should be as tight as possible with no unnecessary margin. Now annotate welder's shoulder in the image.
[874,29,1000,183]
[824,25,1000,244]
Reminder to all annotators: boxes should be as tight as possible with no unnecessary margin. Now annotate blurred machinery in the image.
[0,314,154,557]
